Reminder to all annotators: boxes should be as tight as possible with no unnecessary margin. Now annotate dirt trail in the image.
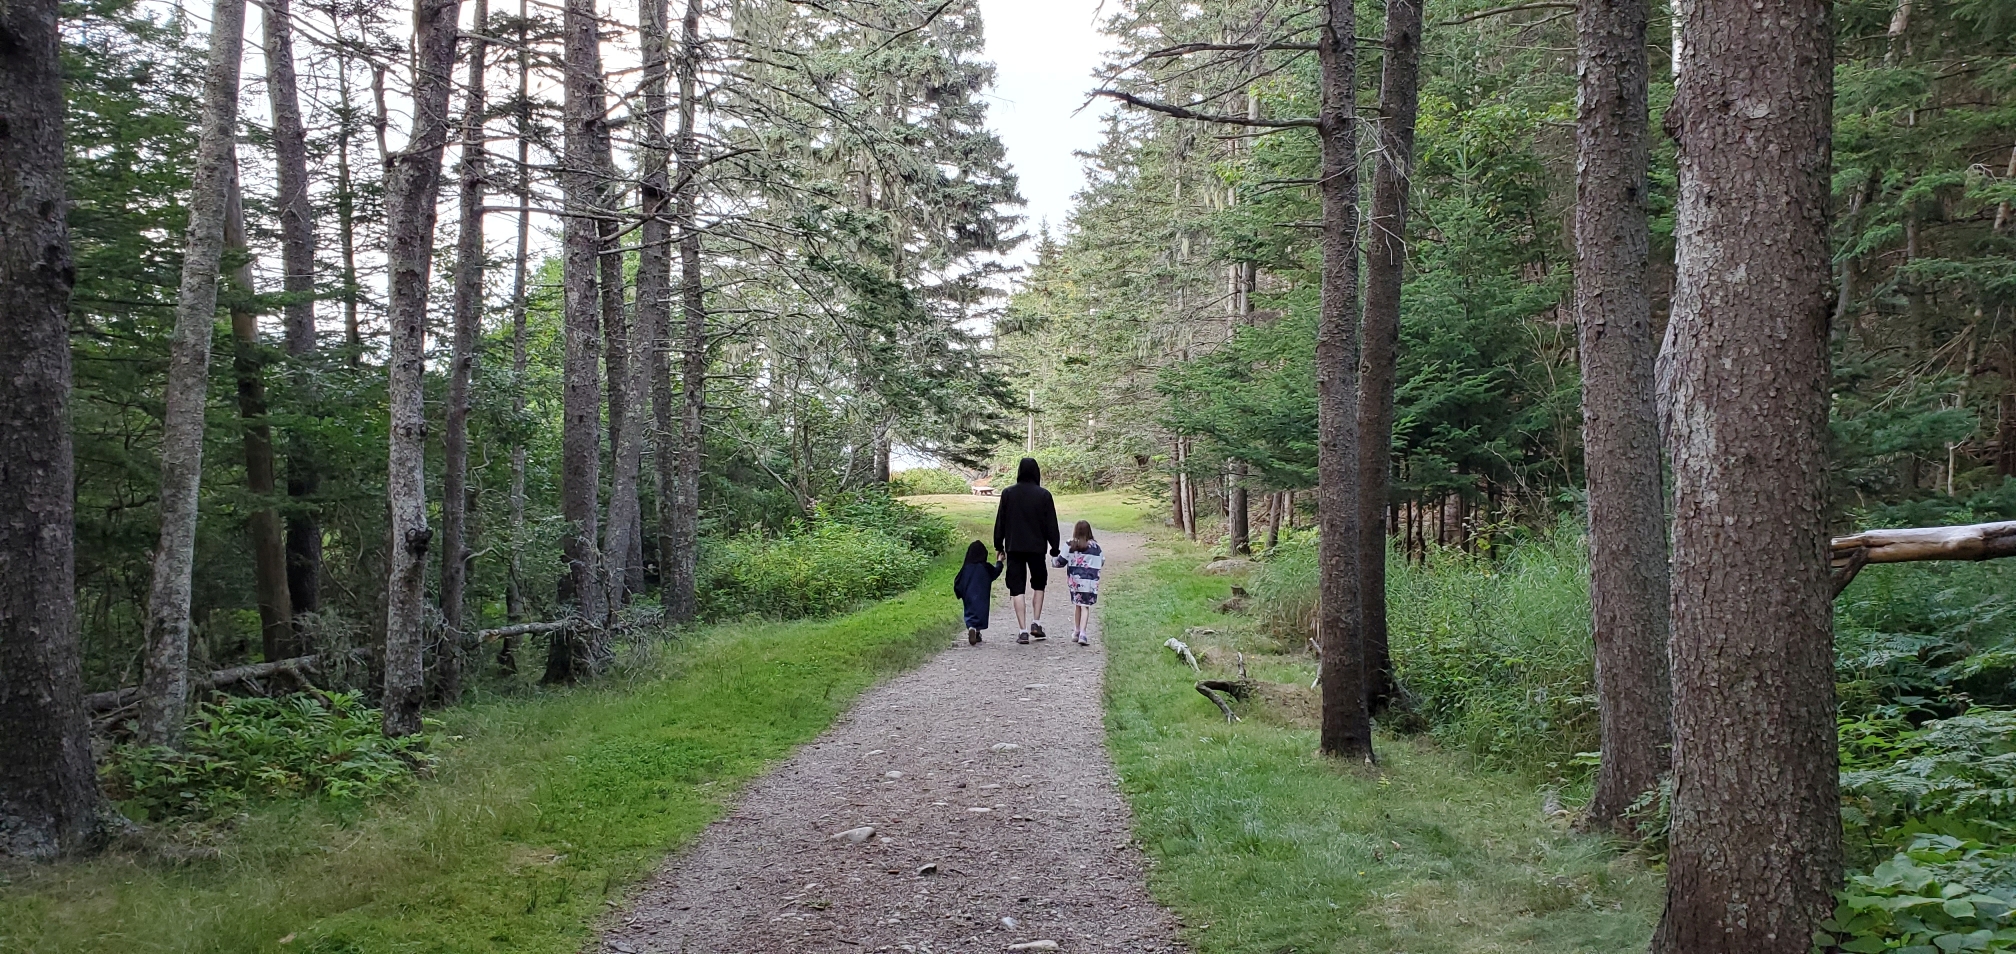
[597,527,1184,954]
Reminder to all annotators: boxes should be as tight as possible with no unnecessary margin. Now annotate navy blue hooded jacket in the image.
[952,540,1002,628]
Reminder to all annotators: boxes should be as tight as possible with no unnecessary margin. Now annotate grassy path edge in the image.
[1,519,987,954]
[1099,532,1665,953]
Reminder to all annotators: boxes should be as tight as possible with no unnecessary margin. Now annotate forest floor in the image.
[597,510,1183,953]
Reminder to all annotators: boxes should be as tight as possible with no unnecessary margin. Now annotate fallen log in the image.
[474,620,572,643]
[1164,637,1200,672]
[1830,520,2016,596]
[86,653,341,712]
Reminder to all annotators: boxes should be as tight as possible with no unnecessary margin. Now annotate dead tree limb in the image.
[1437,1,1576,26]
[1830,521,2016,596]
[87,652,352,712]
[1164,637,1201,672]
[1196,680,1254,723]
[475,620,574,642]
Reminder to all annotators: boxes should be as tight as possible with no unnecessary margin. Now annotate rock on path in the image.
[596,529,1184,954]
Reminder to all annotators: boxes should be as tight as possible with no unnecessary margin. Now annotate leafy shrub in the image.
[1836,556,2016,713]
[988,445,1125,493]
[817,489,954,557]
[698,522,932,620]
[1820,835,2016,954]
[102,692,434,821]
[1840,706,2016,848]
[889,467,971,497]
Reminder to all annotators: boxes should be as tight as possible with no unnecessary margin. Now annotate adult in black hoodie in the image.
[992,457,1059,641]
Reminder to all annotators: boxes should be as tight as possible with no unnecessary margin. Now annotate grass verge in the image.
[0,509,998,954]
[1102,534,1664,953]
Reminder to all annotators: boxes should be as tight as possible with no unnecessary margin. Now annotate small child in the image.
[952,540,1002,646]
[1062,520,1103,646]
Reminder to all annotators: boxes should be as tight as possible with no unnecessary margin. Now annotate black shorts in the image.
[1003,551,1049,596]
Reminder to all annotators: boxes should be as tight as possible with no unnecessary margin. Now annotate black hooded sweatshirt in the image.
[952,541,1002,627]
[993,457,1060,555]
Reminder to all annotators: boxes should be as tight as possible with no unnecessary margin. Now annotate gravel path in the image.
[596,527,1185,954]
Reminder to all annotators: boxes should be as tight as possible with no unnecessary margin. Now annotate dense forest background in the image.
[1003,0,2016,544]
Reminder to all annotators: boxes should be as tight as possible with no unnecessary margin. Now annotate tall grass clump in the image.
[1250,527,1597,774]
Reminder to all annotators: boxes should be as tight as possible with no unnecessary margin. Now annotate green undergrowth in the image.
[1103,535,1662,953]
[0,507,997,954]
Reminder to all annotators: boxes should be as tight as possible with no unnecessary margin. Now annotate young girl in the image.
[952,540,1002,645]
[1062,520,1103,646]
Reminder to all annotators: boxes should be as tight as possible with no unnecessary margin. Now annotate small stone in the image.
[1001,916,1020,929]
[916,863,938,876]
[1023,684,1048,690]
[885,771,905,778]
[991,743,1021,752]
[830,826,876,843]
[1007,942,1059,951]
[867,749,884,756]
[954,781,967,788]
[968,807,992,813]
[1201,558,1254,575]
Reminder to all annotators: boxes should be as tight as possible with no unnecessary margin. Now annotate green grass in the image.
[1102,534,1664,953]
[0,506,1001,954]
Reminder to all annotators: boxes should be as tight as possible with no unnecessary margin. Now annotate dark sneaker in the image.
[1029,622,1047,641]
[1016,631,1031,645]
[967,627,982,646]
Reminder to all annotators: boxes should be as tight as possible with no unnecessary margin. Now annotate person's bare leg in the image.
[1012,593,1029,632]
[1031,588,1045,625]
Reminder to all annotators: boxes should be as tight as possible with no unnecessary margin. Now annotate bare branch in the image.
[1437,1,1576,26]
[1090,89,1318,128]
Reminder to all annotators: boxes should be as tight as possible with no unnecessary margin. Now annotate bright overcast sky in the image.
[974,0,1116,266]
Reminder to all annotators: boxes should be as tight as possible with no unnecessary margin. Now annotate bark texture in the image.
[381,0,462,736]
[439,0,490,705]
[265,0,322,623]
[661,0,708,626]
[1652,0,1838,945]
[548,0,611,679]
[1357,0,1422,715]
[225,172,295,662]
[1314,0,1373,761]
[0,0,101,858]
[1573,0,1672,834]
[140,0,247,746]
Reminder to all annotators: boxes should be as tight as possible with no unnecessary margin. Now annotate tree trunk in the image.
[139,0,247,747]
[641,0,675,607]
[1266,492,1283,549]
[549,0,611,678]
[381,0,462,736]
[602,185,643,610]
[1315,0,1372,762]
[439,0,489,705]
[660,0,707,626]
[264,0,322,625]
[1573,0,1672,835]
[225,170,295,663]
[335,65,362,364]
[503,0,533,671]
[0,0,101,857]
[1651,0,1838,945]
[1357,0,1421,716]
